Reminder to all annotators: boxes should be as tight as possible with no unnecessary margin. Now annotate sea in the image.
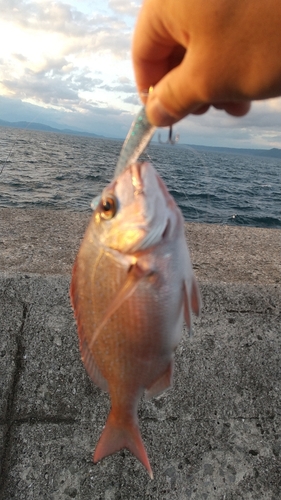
[0,126,280,229]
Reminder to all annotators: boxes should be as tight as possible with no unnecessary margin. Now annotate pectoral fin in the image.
[191,277,201,316]
[183,277,201,335]
[89,263,153,348]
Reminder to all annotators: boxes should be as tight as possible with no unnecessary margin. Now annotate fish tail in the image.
[93,410,153,479]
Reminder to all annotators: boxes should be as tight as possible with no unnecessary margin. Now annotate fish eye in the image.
[100,195,118,220]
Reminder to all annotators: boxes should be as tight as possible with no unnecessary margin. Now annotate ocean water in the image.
[0,126,280,228]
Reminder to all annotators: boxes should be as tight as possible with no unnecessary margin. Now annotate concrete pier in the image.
[0,208,280,499]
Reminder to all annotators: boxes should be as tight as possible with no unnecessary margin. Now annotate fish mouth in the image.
[129,162,171,247]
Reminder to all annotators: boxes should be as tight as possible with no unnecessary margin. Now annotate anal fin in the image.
[145,361,174,400]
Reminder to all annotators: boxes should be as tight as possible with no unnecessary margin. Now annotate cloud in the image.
[108,0,141,17]
[117,76,131,83]
[183,100,281,133]
[0,0,132,67]
[2,74,77,104]
[2,0,140,35]
[1,60,105,110]
[86,30,131,58]
[0,0,85,35]
[0,1,137,122]
[12,52,27,62]
[123,94,141,105]
[0,0,111,37]
[99,83,136,93]
[0,94,133,138]
[233,101,281,129]
[0,1,133,58]
[72,75,103,92]
[176,101,281,148]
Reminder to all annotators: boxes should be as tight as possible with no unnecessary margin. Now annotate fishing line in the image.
[0,140,17,175]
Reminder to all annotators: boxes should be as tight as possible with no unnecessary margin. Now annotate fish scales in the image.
[70,162,201,478]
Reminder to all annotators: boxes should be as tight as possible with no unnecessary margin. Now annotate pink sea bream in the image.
[70,162,201,478]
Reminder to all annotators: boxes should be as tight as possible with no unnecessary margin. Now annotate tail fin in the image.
[93,410,153,479]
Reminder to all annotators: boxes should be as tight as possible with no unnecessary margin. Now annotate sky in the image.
[1,0,281,149]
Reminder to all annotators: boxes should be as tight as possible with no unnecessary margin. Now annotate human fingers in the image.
[133,0,215,124]
[146,93,251,126]
[144,52,208,126]
[145,75,251,126]
[213,102,251,116]
[173,102,251,118]
[132,0,186,103]
[143,49,252,125]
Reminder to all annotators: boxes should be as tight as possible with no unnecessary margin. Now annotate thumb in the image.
[146,56,206,126]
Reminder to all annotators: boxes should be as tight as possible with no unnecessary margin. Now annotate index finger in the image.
[132,1,185,99]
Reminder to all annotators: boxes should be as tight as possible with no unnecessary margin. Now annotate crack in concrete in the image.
[0,415,274,426]
[225,308,276,314]
[0,301,28,499]
[11,416,77,425]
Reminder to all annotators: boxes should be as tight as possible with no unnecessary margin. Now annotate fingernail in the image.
[147,95,175,127]
[139,86,154,104]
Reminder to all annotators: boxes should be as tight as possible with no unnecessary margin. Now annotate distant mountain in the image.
[1,118,280,158]
[0,119,103,138]
[185,143,281,159]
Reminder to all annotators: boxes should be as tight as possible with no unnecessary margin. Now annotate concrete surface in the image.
[0,208,280,499]
[0,208,280,284]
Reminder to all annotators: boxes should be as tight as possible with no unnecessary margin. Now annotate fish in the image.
[114,105,155,178]
[70,161,201,478]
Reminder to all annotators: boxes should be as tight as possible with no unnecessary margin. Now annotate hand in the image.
[132,0,281,126]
